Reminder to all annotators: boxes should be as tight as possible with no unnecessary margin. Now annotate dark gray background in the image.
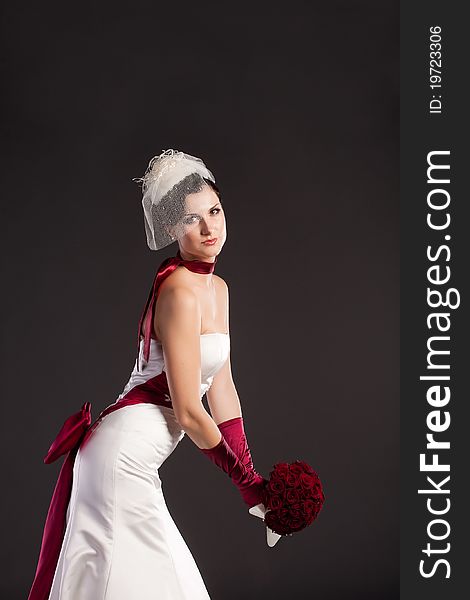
[1,1,399,598]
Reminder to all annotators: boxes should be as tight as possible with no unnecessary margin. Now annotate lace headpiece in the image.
[133,149,216,250]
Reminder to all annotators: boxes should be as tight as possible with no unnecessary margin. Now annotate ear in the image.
[164,224,176,240]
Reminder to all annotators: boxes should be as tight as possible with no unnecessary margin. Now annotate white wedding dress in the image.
[48,332,230,600]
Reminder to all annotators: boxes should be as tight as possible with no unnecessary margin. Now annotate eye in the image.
[182,215,199,225]
[182,208,221,225]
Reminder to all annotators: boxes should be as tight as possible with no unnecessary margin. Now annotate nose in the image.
[200,218,213,236]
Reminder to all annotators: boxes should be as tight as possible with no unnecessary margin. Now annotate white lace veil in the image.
[132,149,217,251]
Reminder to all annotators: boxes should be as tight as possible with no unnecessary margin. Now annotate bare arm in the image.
[156,284,222,449]
[206,280,243,424]
[206,355,242,424]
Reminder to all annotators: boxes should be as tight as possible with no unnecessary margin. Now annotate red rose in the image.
[277,508,290,525]
[265,507,307,535]
[286,471,300,487]
[272,463,290,479]
[305,514,315,526]
[313,484,325,502]
[268,478,285,495]
[296,460,316,475]
[307,484,323,499]
[267,494,283,511]
[300,472,317,490]
[286,488,301,505]
[289,463,304,476]
[303,499,317,517]
[265,514,290,536]
[288,508,301,520]
[288,517,306,532]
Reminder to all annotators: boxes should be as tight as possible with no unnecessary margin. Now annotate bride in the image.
[28,149,267,600]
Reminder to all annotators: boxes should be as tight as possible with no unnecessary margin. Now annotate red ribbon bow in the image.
[43,402,92,464]
[28,402,93,600]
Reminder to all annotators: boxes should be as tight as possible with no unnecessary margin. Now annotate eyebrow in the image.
[184,202,221,217]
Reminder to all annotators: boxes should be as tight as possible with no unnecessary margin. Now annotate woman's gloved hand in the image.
[200,433,266,508]
[217,415,268,498]
[216,416,259,470]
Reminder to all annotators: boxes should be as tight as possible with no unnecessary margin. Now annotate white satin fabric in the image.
[48,333,230,600]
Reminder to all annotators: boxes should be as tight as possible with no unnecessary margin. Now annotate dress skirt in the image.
[48,403,211,600]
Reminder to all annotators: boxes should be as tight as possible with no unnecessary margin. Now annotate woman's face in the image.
[176,185,226,260]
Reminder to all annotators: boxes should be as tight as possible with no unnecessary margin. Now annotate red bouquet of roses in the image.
[250,460,325,542]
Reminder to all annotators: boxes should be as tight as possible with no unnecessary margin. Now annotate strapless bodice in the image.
[117,332,230,403]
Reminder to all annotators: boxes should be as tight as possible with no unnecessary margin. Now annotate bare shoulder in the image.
[213,274,228,292]
[154,272,200,340]
[157,268,227,301]
[213,275,229,310]
[157,267,199,303]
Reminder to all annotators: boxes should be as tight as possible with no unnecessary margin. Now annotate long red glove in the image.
[200,432,266,508]
[217,416,259,473]
[218,415,268,505]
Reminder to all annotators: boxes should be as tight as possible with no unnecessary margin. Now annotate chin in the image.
[200,247,219,258]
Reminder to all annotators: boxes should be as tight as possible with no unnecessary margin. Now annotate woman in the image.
[28,149,267,600]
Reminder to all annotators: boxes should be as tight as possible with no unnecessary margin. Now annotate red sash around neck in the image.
[137,249,218,367]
